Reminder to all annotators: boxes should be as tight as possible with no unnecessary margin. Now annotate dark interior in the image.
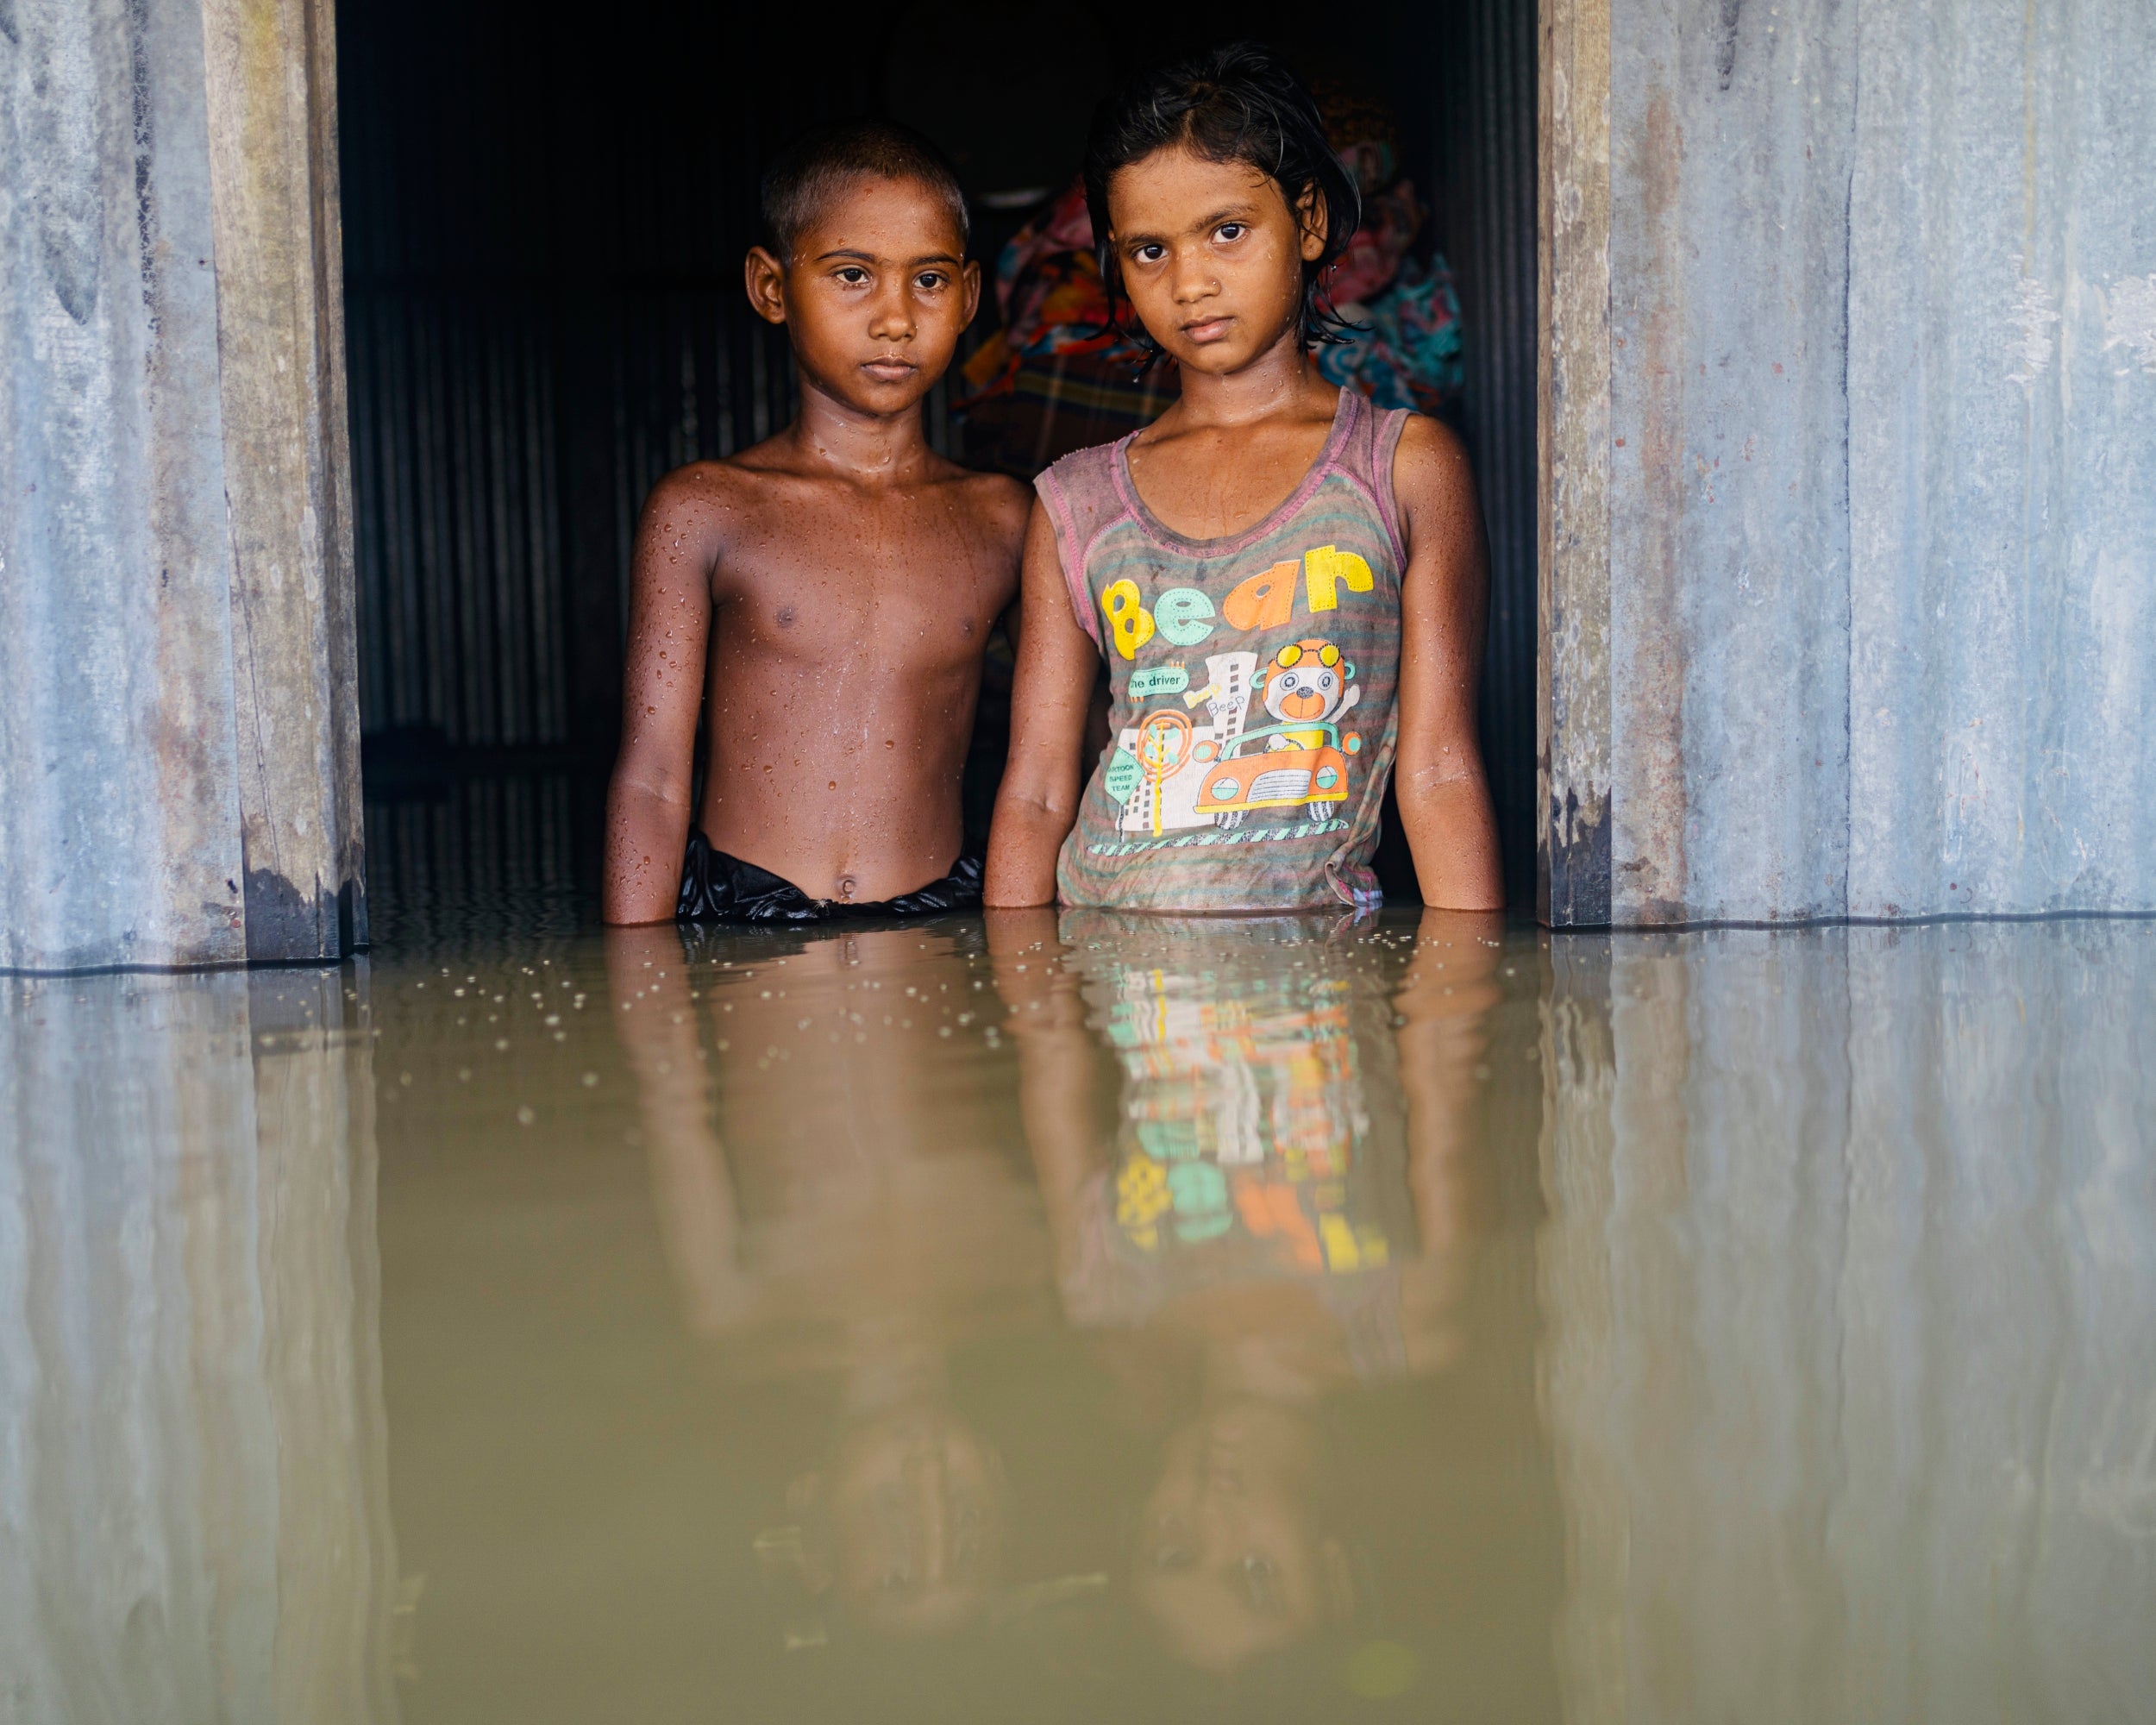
[337,0,1536,909]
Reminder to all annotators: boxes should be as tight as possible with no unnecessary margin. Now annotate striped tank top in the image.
[1035,387,1413,912]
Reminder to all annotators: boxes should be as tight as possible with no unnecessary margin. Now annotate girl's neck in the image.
[1169,323,1333,431]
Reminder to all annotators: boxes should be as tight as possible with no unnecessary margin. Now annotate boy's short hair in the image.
[760,121,971,260]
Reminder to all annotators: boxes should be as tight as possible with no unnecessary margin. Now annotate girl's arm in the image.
[985,502,1099,906]
[985,908,1111,1286]
[603,471,718,924]
[1391,417,1505,910]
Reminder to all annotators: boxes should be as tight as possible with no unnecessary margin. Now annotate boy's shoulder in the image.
[944,462,1033,539]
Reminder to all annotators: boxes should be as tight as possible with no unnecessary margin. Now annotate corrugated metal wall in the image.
[1442,0,1539,898]
[1540,0,2156,925]
[338,0,877,754]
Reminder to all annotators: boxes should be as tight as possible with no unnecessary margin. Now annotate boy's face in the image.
[1106,146,1327,380]
[747,174,979,417]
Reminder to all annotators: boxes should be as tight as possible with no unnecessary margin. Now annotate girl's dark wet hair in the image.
[1082,41,1362,358]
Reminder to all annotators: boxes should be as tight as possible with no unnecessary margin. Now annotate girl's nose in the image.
[1171,246,1219,304]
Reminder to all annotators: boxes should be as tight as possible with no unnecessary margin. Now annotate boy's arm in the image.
[605,925,755,1332]
[603,470,720,925]
[985,502,1099,907]
[1392,417,1505,910]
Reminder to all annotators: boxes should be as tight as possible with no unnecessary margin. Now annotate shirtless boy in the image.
[603,123,1030,924]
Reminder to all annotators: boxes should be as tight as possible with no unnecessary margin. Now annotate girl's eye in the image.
[1217,223,1246,242]
[1135,243,1166,264]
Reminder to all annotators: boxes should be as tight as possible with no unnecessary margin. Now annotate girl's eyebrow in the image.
[1123,204,1263,247]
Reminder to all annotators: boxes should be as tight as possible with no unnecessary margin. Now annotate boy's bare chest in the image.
[713,488,1003,649]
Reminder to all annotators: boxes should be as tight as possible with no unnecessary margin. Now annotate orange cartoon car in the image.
[1191,722,1358,816]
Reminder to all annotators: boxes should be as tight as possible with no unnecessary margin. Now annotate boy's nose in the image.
[868,294,916,340]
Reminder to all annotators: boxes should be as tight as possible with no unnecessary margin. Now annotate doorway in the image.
[337,0,1536,907]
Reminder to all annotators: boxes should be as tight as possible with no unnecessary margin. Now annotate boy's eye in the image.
[1216,223,1246,242]
[915,272,945,291]
[836,267,870,285]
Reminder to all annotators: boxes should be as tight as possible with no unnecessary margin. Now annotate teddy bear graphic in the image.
[1258,639,1360,750]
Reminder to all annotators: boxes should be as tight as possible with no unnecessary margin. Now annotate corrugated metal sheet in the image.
[1540,921,2156,1715]
[2,0,362,971]
[1443,0,1540,898]
[1,0,249,970]
[362,773,586,944]
[1846,0,2156,919]
[1544,0,2156,925]
[337,0,882,754]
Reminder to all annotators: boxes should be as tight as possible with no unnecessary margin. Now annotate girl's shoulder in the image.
[1033,434,1128,507]
[1031,435,1141,576]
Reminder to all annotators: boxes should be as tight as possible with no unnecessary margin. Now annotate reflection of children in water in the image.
[990,906,1498,1673]
[605,921,1050,1640]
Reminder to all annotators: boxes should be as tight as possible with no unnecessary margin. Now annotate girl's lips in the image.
[1181,317,1234,343]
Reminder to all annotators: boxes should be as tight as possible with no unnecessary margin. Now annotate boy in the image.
[604,123,1029,924]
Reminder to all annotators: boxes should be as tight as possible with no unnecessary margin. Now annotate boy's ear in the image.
[962,258,983,329]
[1295,185,1329,264]
[745,245,789,326]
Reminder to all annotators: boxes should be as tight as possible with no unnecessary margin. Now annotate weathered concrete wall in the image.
[1541,0,2156,924]
[0,966,398,1719]
[1539,925,2156,1717]
[0,0,363,970]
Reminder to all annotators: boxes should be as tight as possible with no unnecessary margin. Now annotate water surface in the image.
[4,895,2153,1722]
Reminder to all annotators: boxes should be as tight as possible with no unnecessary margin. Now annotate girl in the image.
[984,43,1503,913]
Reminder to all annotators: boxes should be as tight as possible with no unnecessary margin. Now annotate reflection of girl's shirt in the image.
[1057,913,1415,1380]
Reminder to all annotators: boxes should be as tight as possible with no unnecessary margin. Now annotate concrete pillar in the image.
[1539,0,2156,925]
[0,0,362,970]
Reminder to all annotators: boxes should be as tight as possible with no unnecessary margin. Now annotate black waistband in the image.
[676,827,983,924]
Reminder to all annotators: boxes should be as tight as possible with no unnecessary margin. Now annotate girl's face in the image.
[1106,145,1326,379]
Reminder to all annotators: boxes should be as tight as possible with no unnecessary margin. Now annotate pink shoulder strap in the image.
[1033,445,1123,651]
[1320,393,1413,569]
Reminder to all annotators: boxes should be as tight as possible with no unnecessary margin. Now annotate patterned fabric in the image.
[676,829,982,923]
[1315,257,1465,415]
[1036,388,1413,913]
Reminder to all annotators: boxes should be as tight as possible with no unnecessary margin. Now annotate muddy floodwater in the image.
[5,887,2155,1722]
